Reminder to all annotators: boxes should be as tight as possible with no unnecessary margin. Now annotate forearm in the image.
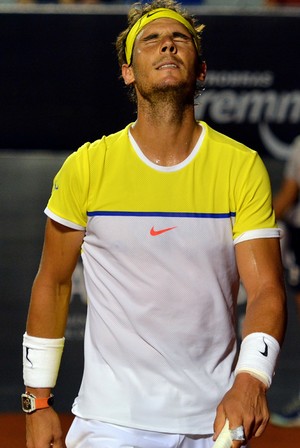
[23,275,71,396]
[236,238,287,345]
[234,284,286,392]
[26,274,72,338]
[25,218,84,339]
[242,284,287,345]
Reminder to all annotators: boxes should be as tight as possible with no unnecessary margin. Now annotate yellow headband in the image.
[125,8,200,65]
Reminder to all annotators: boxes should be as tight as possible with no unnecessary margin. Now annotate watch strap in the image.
[34,394,54,409]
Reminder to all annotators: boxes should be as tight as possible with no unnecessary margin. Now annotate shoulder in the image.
[61,125,131,171]
[200,121,257,158]
[82,124,132,156]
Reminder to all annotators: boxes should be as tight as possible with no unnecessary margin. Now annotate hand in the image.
[26,407,65,448]
[213,372,269,447]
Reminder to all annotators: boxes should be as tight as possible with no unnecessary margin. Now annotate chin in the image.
[155,81,192,94]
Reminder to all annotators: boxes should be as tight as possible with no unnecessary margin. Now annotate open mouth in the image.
[157,63,178,70]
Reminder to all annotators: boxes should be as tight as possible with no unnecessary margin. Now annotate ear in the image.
[197,60,207,84]
[122,64,135,85]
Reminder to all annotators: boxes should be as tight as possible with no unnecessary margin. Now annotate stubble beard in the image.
[137,79,196,118]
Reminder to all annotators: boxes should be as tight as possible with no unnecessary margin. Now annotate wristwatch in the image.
[21,392,54,413]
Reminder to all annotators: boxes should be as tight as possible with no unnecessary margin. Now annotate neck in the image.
[131,101,201,166]
[136,81,196,124]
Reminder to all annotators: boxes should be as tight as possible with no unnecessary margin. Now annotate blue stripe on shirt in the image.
[87,211,236,218]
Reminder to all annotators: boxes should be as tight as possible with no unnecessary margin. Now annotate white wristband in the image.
[23,332,65,388]
[235,332,280,388]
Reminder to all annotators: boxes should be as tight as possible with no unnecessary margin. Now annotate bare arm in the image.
[26,218,84,337]
[214,238,287,447]
[273,178,298,220]
[25,218,85,448]
[236,237,286,342]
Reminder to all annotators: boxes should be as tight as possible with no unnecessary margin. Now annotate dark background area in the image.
[1,8,299,152]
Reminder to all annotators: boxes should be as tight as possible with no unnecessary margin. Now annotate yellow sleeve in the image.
[232,151,277,240]
[46,143,90,228]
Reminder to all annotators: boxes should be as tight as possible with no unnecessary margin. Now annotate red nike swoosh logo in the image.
[150,226,177,236]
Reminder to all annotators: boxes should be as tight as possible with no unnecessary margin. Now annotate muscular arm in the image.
[214,237,287,446]
[24,218,85,448]
[26,218,85,338]
[236,237,287,342]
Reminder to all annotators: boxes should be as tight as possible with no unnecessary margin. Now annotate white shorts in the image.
[65,418,215,448]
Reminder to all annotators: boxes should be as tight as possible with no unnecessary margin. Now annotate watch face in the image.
[21,394,34,413]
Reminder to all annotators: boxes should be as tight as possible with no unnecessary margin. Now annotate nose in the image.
[160,37,177,54]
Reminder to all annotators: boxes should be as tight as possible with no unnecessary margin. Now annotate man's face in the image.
[122,18,204,101]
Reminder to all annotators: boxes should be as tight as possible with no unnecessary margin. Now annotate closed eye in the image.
[141,31,193,44]
[142,33,160,42]
[172,32,193,43]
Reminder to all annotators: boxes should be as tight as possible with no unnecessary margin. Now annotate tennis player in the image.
[22,1,287,447]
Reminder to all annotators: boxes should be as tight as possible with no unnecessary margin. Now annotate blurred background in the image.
[0,0,300,446]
